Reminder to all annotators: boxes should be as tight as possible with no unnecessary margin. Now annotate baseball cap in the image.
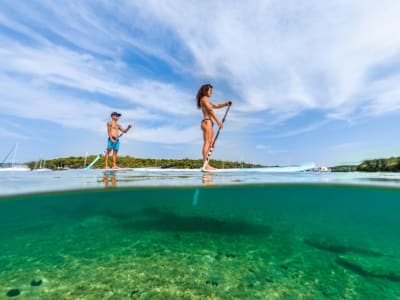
[111,112,121,117]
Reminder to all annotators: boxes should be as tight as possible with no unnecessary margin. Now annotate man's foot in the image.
[105,166,110,169]
[112,165,120,169]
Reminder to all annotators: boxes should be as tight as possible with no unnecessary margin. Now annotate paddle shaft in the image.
[202,105,231,169]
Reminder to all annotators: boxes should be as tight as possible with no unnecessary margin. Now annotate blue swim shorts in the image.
[107,137,120,151]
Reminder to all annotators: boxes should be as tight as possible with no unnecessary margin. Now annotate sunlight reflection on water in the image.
[1,169,400,196]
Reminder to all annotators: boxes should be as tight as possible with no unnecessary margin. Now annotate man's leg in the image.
[112,150,118,168]
[105,149,111,169]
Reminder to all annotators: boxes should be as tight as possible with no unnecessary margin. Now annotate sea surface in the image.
[1,170,400,299]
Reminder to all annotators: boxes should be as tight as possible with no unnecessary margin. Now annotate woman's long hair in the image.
[196,83,213,108]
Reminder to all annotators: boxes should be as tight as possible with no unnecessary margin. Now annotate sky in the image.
[1,0,400,167]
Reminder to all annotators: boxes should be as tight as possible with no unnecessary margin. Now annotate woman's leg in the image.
[201,121,216,169]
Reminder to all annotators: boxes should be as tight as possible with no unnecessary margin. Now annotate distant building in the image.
[309,166,331,172]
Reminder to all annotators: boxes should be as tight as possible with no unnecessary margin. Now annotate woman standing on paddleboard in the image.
[196,84,232,170]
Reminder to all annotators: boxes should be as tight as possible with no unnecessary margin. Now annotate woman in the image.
[196,83,232,170]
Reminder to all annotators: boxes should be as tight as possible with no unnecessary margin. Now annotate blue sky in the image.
[1,1,400,166]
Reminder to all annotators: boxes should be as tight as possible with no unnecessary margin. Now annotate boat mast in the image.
[11,143,18,167]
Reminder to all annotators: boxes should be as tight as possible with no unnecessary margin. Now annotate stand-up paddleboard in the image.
[99,168,135,173]
[130,163,315,173]
[201,163,316,173]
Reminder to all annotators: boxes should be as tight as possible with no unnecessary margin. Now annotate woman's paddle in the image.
[201,104,231,171]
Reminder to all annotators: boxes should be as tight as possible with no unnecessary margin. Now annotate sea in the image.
[1,169,400,299]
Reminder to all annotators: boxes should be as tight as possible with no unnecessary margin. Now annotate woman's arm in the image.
[211,101,232,109]
[201,97,223,127]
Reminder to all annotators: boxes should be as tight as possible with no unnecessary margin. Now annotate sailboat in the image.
[32,158,52,172]
[0,143,30,172]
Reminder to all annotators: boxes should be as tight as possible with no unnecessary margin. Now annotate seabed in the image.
[1,185,400,299]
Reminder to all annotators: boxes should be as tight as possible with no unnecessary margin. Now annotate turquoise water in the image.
[1,184,400,299]
[2,169,400,196]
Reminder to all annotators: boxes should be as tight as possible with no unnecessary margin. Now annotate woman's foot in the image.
[204,164,217,171]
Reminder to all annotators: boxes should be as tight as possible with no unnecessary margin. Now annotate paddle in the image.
[201,104,231,171]
[84,129,130,170]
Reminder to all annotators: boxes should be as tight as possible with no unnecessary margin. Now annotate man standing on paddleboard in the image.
[105,112,132,169]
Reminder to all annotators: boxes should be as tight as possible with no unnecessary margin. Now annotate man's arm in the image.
[118,124,132,134]
[107,122,113,139]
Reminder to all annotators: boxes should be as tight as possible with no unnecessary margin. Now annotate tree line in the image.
[26,155,264,170]
[331,156,400,172]
[26,155,400,172]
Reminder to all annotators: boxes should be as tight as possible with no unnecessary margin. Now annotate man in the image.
[105,112,132,169]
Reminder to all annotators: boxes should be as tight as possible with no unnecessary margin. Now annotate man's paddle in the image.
[84,130,129,170]
[201,104,231,171]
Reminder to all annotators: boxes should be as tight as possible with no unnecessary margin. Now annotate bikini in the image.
[201,118,213,126]
[201,106,214,126]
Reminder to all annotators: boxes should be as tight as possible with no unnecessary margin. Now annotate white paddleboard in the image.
[97,168,136,172]
[130,163,315,173]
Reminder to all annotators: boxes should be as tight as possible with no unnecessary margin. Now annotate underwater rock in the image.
[337,254,400,282]
[215,252,236,260]
[280,265,288,270]
[304,237,384,257]
[6,289,20,297]
[30,279,42,286]
[130,289,141,299]
[265,277,274,283]
[206,280,219,287]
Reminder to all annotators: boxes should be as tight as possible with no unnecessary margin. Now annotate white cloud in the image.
[3,1,400,123]
[0,74,193,141]
[266,120,330,139]
[1,0,400,164]
[0,128,29,140]
[255,144,288,154]
[134,0,400,119]
[0,43,196,116]
[132,125,199,144]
